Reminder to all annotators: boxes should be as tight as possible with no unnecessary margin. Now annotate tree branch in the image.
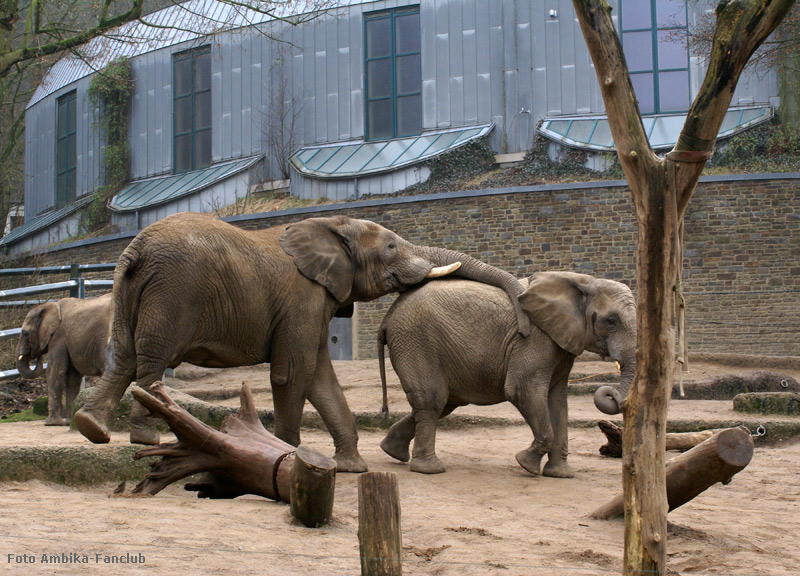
[0,0,144,79]
[571,0,658,189]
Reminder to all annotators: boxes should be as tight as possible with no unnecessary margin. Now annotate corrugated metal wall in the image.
[23,0,780,220]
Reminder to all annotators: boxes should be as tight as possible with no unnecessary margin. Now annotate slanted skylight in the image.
[538,106,772,152]
[289,124,493,178]
[109,154,262,212]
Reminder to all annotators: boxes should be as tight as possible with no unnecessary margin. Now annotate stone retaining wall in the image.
[3,174,798,359]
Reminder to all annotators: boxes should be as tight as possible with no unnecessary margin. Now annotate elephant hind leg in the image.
[409,406,449,474]
[381,415,415,462]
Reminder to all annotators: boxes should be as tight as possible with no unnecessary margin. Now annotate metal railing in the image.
[0,263,116,380]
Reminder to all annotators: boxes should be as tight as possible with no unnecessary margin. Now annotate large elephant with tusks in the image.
[75,212,530,472]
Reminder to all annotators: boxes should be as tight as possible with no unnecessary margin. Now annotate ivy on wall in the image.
[81,57,133,233]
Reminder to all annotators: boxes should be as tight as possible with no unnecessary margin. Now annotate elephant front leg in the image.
[542,379,574,478]
[508,375,552,476]
[44,351,69,426]
[61,369,82,427]
[307,343,367,473]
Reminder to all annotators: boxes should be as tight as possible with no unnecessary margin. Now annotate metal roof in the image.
[109,154,263,212]
[538,106,773,152]
[290,124,494,178]
[0,195,93,247]
[27,0,370,109]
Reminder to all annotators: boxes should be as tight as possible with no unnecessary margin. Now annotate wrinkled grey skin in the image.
[378,272,636,476]
[16,294,111,425]
[74,212,528,473]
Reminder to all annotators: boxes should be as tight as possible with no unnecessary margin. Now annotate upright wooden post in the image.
[358,472,402,576]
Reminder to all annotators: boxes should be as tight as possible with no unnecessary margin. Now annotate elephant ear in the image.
[280,217,354,303]
[35,302,61,351]
[519,272,592,356]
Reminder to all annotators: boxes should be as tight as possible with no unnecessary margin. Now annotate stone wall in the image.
[3,174,798,359]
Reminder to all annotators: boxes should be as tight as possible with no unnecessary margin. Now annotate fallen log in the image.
[591,427,754,520]
[598,420,727,458]
[131,382,336,527]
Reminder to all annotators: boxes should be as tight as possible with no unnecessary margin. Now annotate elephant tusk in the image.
[426,261,461,279]
[18,355,24,361]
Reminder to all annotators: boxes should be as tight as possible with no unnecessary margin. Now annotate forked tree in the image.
[570,0,795,574]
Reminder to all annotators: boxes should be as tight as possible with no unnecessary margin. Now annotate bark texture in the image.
[131,382,336,527]
[571,1,794,573]
[358,472,403,576]
[591,427,754,520]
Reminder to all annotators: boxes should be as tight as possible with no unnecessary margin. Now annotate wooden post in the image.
[289,444,337,528]
[358,472,402,576]
[591,427,754,520]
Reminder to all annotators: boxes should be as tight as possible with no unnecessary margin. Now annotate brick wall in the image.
[3,174,798,359]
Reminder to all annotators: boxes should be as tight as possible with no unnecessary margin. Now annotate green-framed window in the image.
[55,91,77,209]
[173,45,212,173]
[364,6,422,141]
[620,0,690,114]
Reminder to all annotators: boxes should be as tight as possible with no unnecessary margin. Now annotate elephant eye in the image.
[604,317,618,329]
[387,242,397,251]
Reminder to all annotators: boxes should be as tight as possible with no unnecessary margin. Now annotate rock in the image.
[733,392,800,416]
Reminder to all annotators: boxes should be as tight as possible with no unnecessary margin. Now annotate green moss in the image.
[32,396,48,416]
[0,446,152,484]
[0,409,46,423]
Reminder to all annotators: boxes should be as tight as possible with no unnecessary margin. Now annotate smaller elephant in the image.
[378,272,636,476]
[16,293,112,425]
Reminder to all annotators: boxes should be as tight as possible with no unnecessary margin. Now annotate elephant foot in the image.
[380,436,410,463]
[333,451,368,473]
[74,409,111,444]
[130,427,160,446]
[44,416,69,426]
[542,459,575,478]
[515,449,544,476]
[410,455,447,474]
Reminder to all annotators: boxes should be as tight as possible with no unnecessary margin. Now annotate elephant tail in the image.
[104,242,141,373]
[378,323,389,416]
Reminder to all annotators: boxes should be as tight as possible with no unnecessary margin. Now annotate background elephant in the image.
[74,212,529,472]
[16,293,112,426]
[377,271,636,476]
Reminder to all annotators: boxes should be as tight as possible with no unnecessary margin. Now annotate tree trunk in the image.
[131,382,336,527]
[591,427,754,520]
[571,1,794,573]
[598,420,728,458]
[358,472,403,576]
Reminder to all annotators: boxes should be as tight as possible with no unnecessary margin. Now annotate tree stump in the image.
[598,420,726,458]
[131,382,336,527]
[591,427,754,520]
[358,472,402,576]
[290,444,337,528]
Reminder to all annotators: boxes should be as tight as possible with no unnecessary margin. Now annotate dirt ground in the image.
[1,357,799,575]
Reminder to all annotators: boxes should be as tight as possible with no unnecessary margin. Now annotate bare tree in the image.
[261,38,302,181]
[0,1,335,236]
[570,1,795,574]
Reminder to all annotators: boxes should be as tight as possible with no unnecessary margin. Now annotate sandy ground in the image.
[1,358,799,575]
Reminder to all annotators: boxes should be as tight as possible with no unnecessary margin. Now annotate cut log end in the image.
[289,444,337,528]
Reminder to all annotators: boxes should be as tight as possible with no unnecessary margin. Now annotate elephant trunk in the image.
[593,349,636,415]
[16,352,44,379]
[416,246,531,337]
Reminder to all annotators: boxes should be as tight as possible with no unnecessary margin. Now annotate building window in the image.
[56,91,77,209]
[364,6,422,140]
[620,0,690,114]
[173,45,211,173]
